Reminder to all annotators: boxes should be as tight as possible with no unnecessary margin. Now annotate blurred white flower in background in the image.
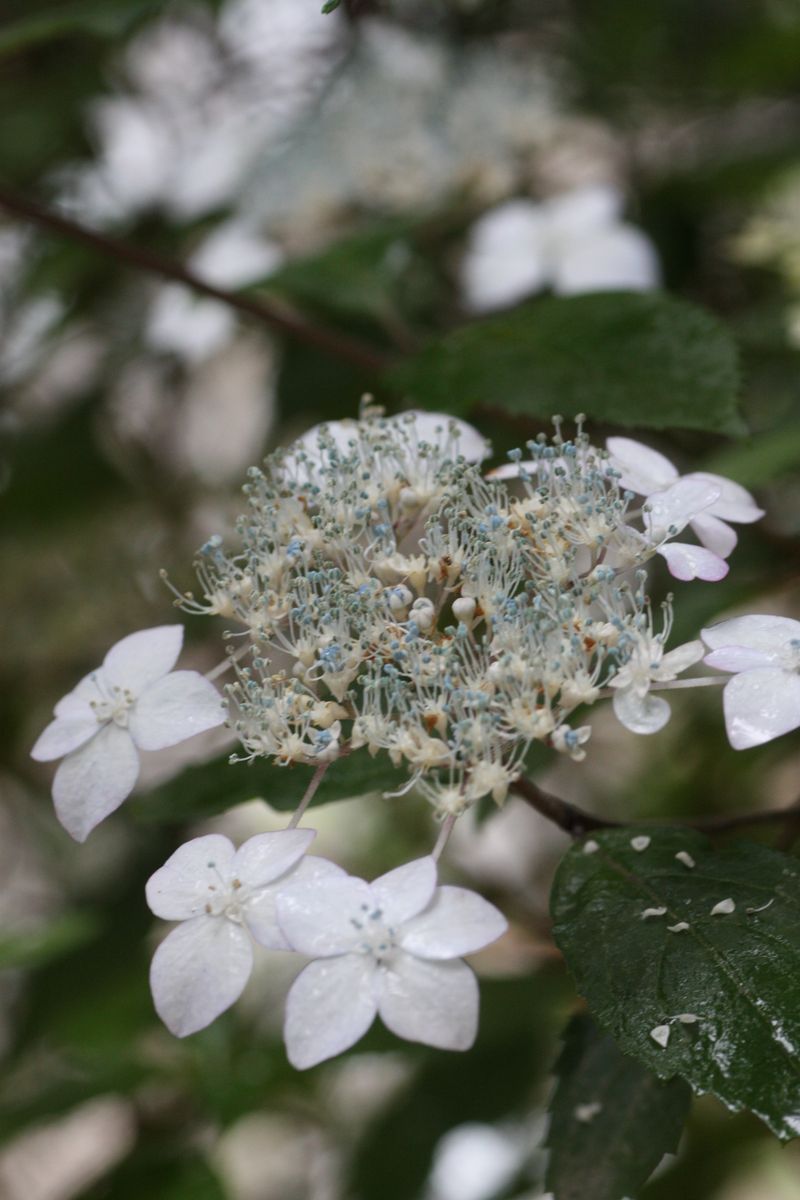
[426,1121,532,1200]
[460,185,660,313]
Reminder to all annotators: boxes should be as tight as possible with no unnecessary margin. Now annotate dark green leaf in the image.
[551,828,800,1140]
[0,0,165,54]
[389,293,741,434]
[0,912,100,970]
[132,746,411,824]
[546,1013,691,1200]
[702,425,800,487]
[80,1150,226,1200]
[322,0,342,12]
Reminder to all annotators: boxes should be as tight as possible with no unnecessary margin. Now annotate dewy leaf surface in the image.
[546,1013,691,1200]
[550,828,800,1140]
[389,292,741,434]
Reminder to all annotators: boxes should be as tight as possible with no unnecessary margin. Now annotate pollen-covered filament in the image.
[350,903,398,964]
[203,868,248,923]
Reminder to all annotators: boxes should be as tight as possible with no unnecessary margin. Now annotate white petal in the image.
[233,829,315,889]
[657,639,705,677]
[685,472,765,523]
[553,224,660,296]
[284,955,377,1069]
[370,857,437,927]
[400,887,507,959]
[613,687,672,735]
[690,513,737,558]
[54,671,105,716]
[377,955,478,1051]
[645,478,721,541]
[150,916,253,1037]
[486,459,538,480]
[701,614,800,657]
[722,668,800,749]
[398,411,489,464]
[103,625,183,693]
[276,876,370,957]
[129,671,224,750]
[605,436,678,495]
[145,834,236,920]
[658,543,729,582]
[244,855,344,950]
[31,715,99,762]
[704,646,776,673]
[461,201,548,313]
[52,723,139,842]
[544,184,623,237]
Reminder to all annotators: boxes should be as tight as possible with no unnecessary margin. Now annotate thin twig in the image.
[511,776,618,836]
[0,183,391,375]
[511,775,800,841]
[432,813,456,861]
[288,762,330,828]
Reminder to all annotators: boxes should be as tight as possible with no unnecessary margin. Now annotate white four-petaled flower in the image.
[146,829,340,1036]
[277,856,507,1069]
[701,614,800,749]
[460,185,660,314]
[607,437,764,561]
[31,625,224,841]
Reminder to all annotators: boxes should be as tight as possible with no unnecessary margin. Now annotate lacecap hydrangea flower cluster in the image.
[34,407,795,1069]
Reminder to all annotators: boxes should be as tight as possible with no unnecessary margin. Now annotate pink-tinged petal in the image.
[722,668,800,750]
[689,513,737,558]
[400,887,507,959]
[605,437,678,496]
[544,184,622,236]
[54,672,105,716]
[244,855,345,950]
[52,723,139,842]
[645,478,721,541]
[129,671,224,751]
[685,473,765,524]
[553,225,660,296]
[704,646,777,673]
[150,916,252,1037]
[370,857,437,927]
[284,955,377,1069]
[612,687,671,735]
[657,543,729,582]
[377,955,478,1051]
[233,829,315,890]
[145,834,235,920]
[399,411,490,464]
[276,876,371,957]
[103,625,183,693]
[31,715,99,762]
[701,614,800,656]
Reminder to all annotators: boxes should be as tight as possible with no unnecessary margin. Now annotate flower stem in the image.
[431,813,457,861]
[288,762,330,828]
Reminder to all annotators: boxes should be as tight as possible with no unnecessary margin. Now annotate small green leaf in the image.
[551,828,800,1140]
[0,912,100,970]
[132,746,411,824]
[389,292,741,434]
[546,1013,691,1200]
[321,0,342,11]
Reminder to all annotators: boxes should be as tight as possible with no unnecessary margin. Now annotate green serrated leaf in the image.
[546,1013,691,1200]
[0,912,100,970]
[389,292,741,434]
[131,746,410,824]
[550,828,800,1140]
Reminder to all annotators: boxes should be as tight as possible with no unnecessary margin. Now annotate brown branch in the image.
[511,776,619,836]
[0,183,392,375]
[512,775,800,842]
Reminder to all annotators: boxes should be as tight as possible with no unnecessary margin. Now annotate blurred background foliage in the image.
[2,1,800,1197]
